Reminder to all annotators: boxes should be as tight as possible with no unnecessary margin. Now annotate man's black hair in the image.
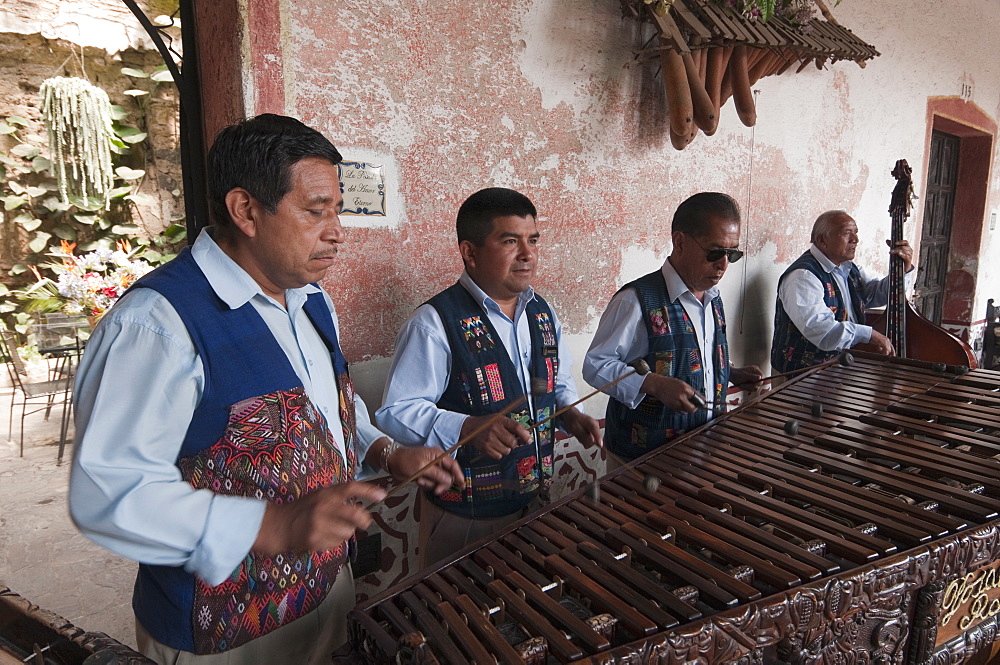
[456,187,537,245]
[207,114,343,228]
[671,192,741,237]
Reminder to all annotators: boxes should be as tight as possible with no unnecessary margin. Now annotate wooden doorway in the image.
[917,99,995,345]
[913,130,959,324]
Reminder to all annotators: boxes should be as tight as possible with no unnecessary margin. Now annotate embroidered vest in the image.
[427,283,559,519]
[129,248,357,654]
[604,270,730,461]
[771,251,864,374]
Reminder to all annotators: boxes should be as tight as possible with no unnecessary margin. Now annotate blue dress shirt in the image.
[375,271,583,451]
[583,258,720,414]
[69,229,384,586]
[777,244,914,352]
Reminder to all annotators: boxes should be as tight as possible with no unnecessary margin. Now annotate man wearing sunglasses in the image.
[583,192,763,462]
[771,210,913,376]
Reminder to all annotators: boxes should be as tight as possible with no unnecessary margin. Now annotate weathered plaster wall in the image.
[220,0,1000,594]
[232,0,1000,368]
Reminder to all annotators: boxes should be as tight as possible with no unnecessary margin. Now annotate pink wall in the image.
[203,0,1000,366]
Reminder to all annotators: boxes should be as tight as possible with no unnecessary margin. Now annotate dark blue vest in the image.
[126,247,357,654]
[604,270,730,461]
[771,251,864,373]
[427,283,559,519]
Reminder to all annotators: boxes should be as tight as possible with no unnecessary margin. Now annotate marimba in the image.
[339,352,1000,664]
[0,586,153,664]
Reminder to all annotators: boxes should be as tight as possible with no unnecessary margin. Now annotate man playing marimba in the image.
[583,192,762,463]
[771,210,914,375]
[69,114,462,664]
[376,187,602,568]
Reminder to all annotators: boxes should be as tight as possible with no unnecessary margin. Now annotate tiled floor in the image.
[0,387,136,648]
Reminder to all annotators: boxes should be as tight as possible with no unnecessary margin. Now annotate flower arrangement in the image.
[22,240,153,318]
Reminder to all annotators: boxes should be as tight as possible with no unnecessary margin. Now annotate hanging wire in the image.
[72,43,88,82]
[52,52,74,77]
[737,89,760,334]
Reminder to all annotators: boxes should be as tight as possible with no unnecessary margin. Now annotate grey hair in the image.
[811,210,850,244]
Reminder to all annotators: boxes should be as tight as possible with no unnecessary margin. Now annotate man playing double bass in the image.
[771,209,915,375]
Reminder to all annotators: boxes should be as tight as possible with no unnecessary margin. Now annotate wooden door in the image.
[914,131,959,324]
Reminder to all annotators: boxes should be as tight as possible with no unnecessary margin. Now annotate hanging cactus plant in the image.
[39,76,116,208]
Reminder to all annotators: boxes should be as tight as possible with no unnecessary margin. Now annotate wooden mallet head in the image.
[530,376,549,396]
[630,358,651,376]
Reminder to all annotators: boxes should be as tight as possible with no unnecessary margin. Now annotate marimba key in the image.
[342,355,1000,664]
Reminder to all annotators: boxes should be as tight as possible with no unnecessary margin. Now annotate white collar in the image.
[191,228,320,310]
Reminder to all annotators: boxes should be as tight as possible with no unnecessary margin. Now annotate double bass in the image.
[867,159,978,368]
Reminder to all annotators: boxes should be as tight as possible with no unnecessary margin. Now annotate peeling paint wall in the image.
[229,0,1000,369]
[214,0,1000,592]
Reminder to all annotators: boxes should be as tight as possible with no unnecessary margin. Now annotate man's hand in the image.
[387,445,465,494]
[730,365,764,391]
[253,481,386,556]
[640,373,701,413]
[461,414,531,459]
[887,239,914,272]
[864,330,895,356]
[559,408,603,449]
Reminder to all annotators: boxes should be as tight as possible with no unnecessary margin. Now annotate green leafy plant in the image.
[40,77,117,207]
[0,63,185,342]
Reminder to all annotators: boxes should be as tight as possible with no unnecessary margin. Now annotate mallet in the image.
[468,359,654,466]
[371,360,652,509]
[365,394,529,510]
[755,351,855,385]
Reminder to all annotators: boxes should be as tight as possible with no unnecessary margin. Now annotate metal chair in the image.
[0,330,75,458]
[33,315,89,460]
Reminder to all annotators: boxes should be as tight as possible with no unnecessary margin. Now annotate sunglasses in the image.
[687,234,744,263]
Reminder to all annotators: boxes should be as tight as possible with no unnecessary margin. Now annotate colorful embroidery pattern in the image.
[541,358,555,392]
[716,345,729,372]
[472,465,504,501]
[437,468,471,504]
[511,408,532,431]
[712,300,726,327]
[541,454,554,490]
[517,456,539,493]
[534,406,553,435]
[180,386,356,654]
[473,368,490,404]
[535,312,556,347]
[654,351,674,377]
[649,308,669,336]
[687,349,703,374]
[484,363,505,402]
[456,373,474,408]
[460,316,495,353]
[337,373,356,454]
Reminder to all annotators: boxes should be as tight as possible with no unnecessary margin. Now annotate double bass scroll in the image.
[868,158,978,369]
